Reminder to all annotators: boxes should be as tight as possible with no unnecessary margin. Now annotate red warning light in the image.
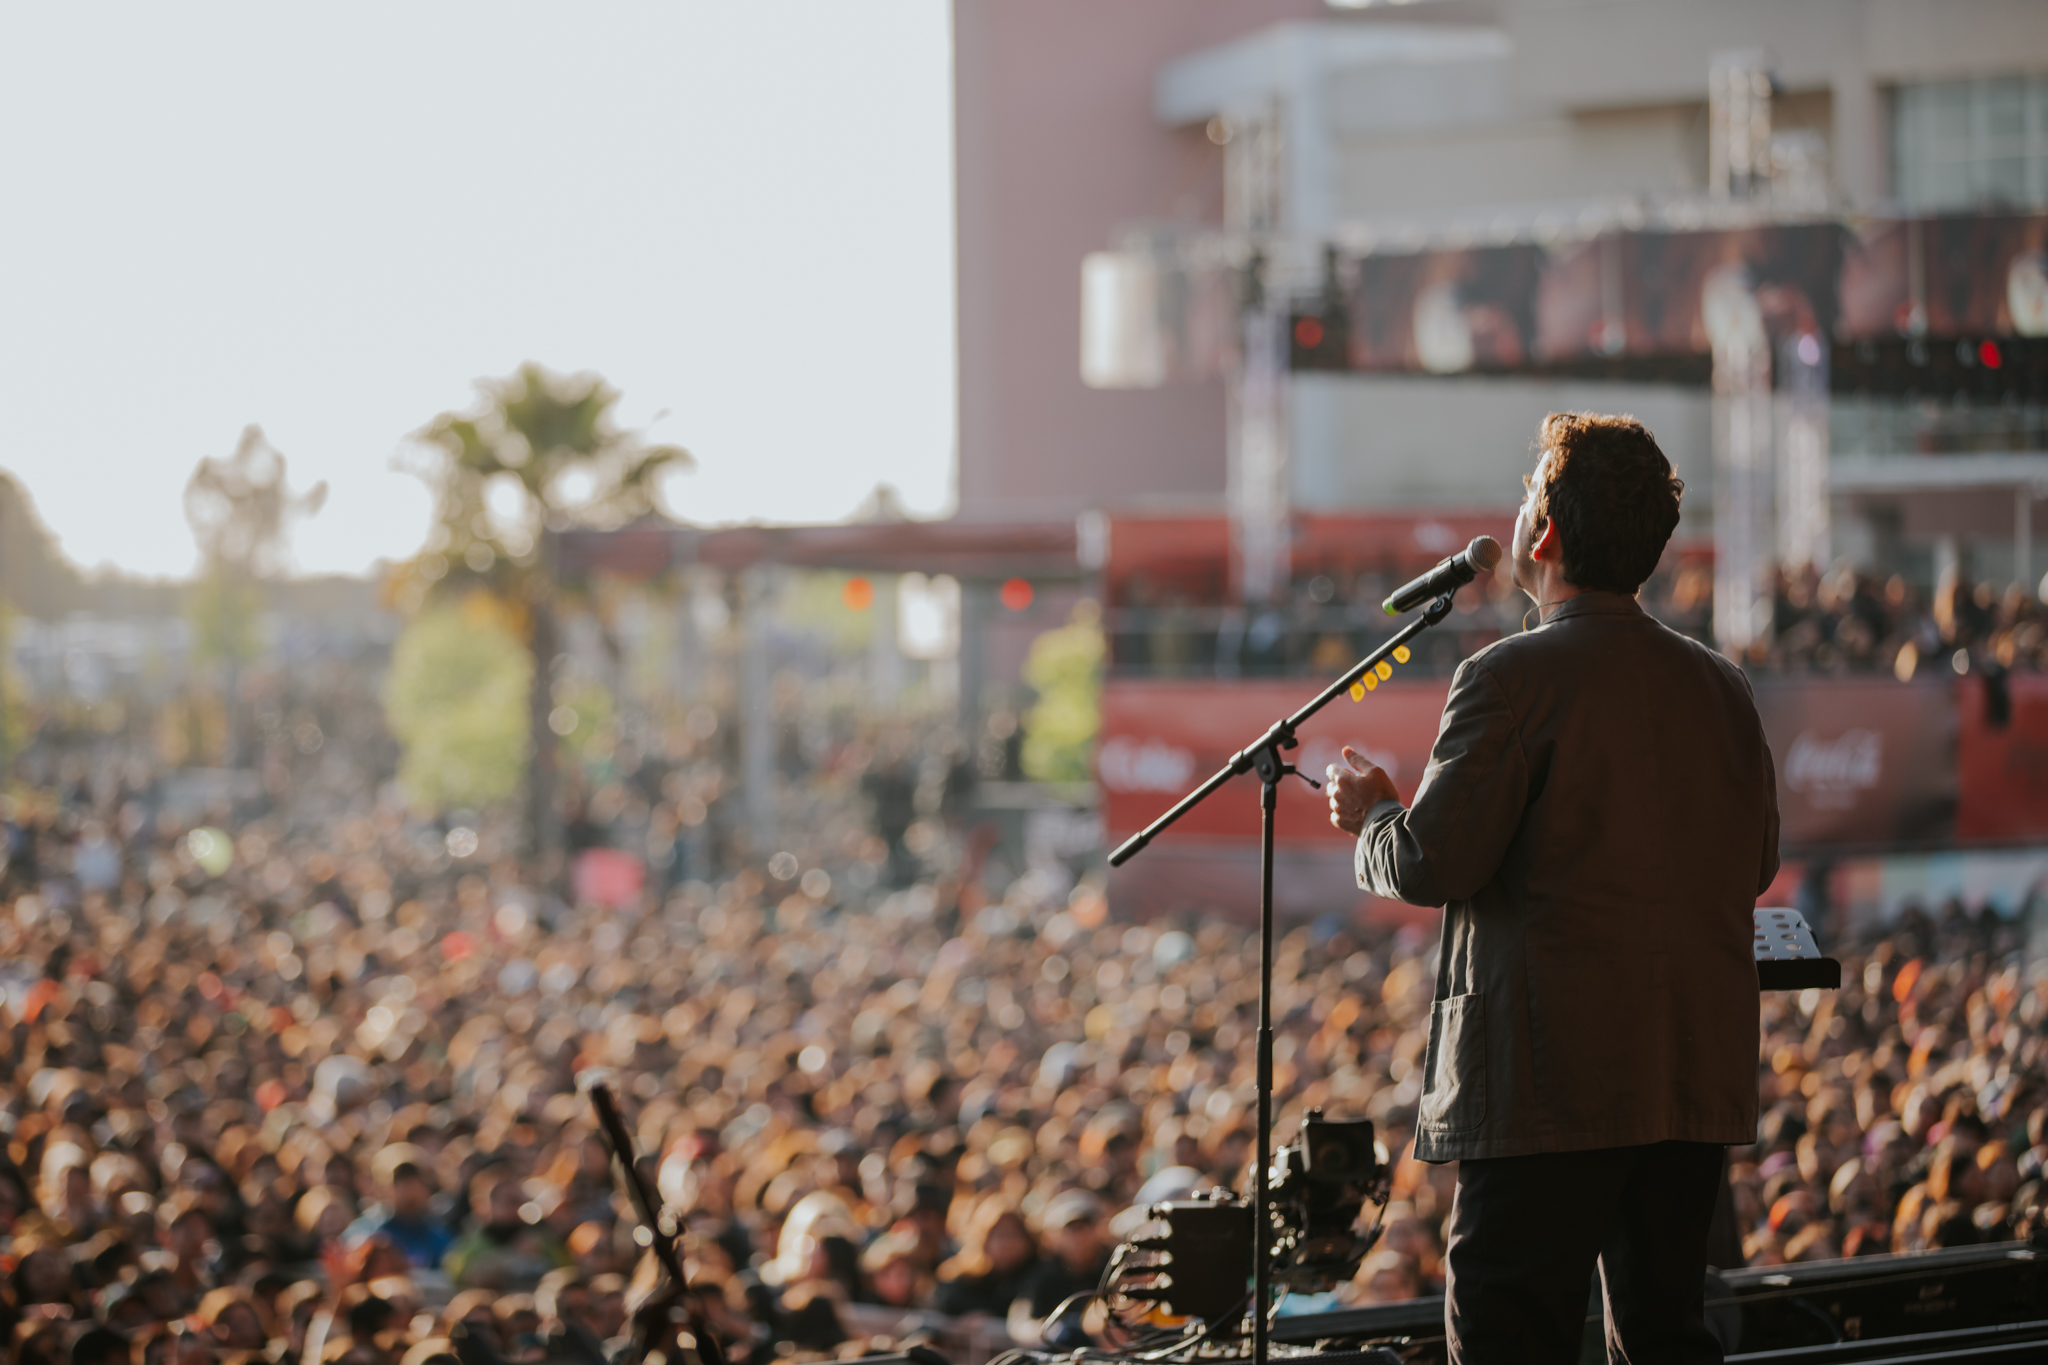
[1294,316,1325,349]
[1981,340,2003,369]
[1000,578,1034,611]
[842,577,875,611]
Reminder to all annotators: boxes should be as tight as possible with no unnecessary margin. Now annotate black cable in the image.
[1039,1290,1101,1327]
[1030,1289,1106,1353]
[1132,1291,1253,1361]
[1355,1193,1391,1261]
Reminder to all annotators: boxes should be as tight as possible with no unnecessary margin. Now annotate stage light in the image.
[1290,307,1351,372]
[1981,340,2003,369]
[1001,577,1034,610]
[843,576,874,611]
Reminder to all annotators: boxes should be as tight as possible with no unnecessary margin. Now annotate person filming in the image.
[1328,413,1779,1364]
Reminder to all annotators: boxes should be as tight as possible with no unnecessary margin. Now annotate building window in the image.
[1893,75,2048,210]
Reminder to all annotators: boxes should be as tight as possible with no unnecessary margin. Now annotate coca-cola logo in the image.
[1785,729,1882,809]
[1098,736,1197,793]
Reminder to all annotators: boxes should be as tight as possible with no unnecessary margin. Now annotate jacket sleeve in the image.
[1733,661,1782,898]
[1355,658,1528,907]
[1757,721,1782,897]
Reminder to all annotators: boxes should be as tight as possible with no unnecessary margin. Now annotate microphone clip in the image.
[1246,743,1322,791]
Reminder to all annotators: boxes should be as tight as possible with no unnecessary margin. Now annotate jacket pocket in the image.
[1419,993,1486,1133]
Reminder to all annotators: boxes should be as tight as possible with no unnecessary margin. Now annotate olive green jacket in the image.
[1357,591,1778,1162]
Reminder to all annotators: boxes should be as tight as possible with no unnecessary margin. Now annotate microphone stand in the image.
[1107,589,1460,1365]
[586,1078,730,1365]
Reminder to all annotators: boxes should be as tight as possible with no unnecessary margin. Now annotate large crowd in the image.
[1108,556,2048,682]
[0,661,2039,1365]
[1748,563,2048,677]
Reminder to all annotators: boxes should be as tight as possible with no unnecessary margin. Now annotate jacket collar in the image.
[1540,590,1646,625]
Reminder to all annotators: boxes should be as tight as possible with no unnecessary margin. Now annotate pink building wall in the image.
[951,0,1324,526]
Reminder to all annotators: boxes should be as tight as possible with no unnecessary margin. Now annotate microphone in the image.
[1382,536,1501,614]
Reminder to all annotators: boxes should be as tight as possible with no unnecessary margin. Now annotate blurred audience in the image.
[0,666,2034,1365]
[1111,553,2048,682]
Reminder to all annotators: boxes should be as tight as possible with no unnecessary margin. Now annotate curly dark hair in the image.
[1526,412,1683,594]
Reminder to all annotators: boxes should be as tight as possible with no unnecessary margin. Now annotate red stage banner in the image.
[1099,677,1453,846]
[1749,678,1955,849]
[1956,674,2048,842]
[1105,676,1988,856]
[1104,675,2048,855]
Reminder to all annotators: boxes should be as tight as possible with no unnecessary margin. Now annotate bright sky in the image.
[0,4,956,580]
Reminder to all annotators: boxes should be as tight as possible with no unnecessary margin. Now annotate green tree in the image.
[396,364,687,841]
[183,425,327,667]
[385,600,533,810]
[181,427,325,766]
[1021,601,1105,783]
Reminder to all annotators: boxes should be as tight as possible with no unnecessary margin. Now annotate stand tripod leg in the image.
[1253,777,1276,1365]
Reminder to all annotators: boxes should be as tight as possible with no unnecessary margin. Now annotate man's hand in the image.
[1327,746,1399,836]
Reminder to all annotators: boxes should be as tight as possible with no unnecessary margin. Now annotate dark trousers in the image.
[1444,1140,1727,1365]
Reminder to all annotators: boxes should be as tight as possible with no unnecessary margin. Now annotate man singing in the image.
[1328,413,1779,1364]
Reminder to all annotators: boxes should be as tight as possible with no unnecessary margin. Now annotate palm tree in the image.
[404,363,688,862]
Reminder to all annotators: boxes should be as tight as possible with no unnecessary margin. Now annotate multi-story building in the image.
[959,0,2048,609]
[950,0,2048,919]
